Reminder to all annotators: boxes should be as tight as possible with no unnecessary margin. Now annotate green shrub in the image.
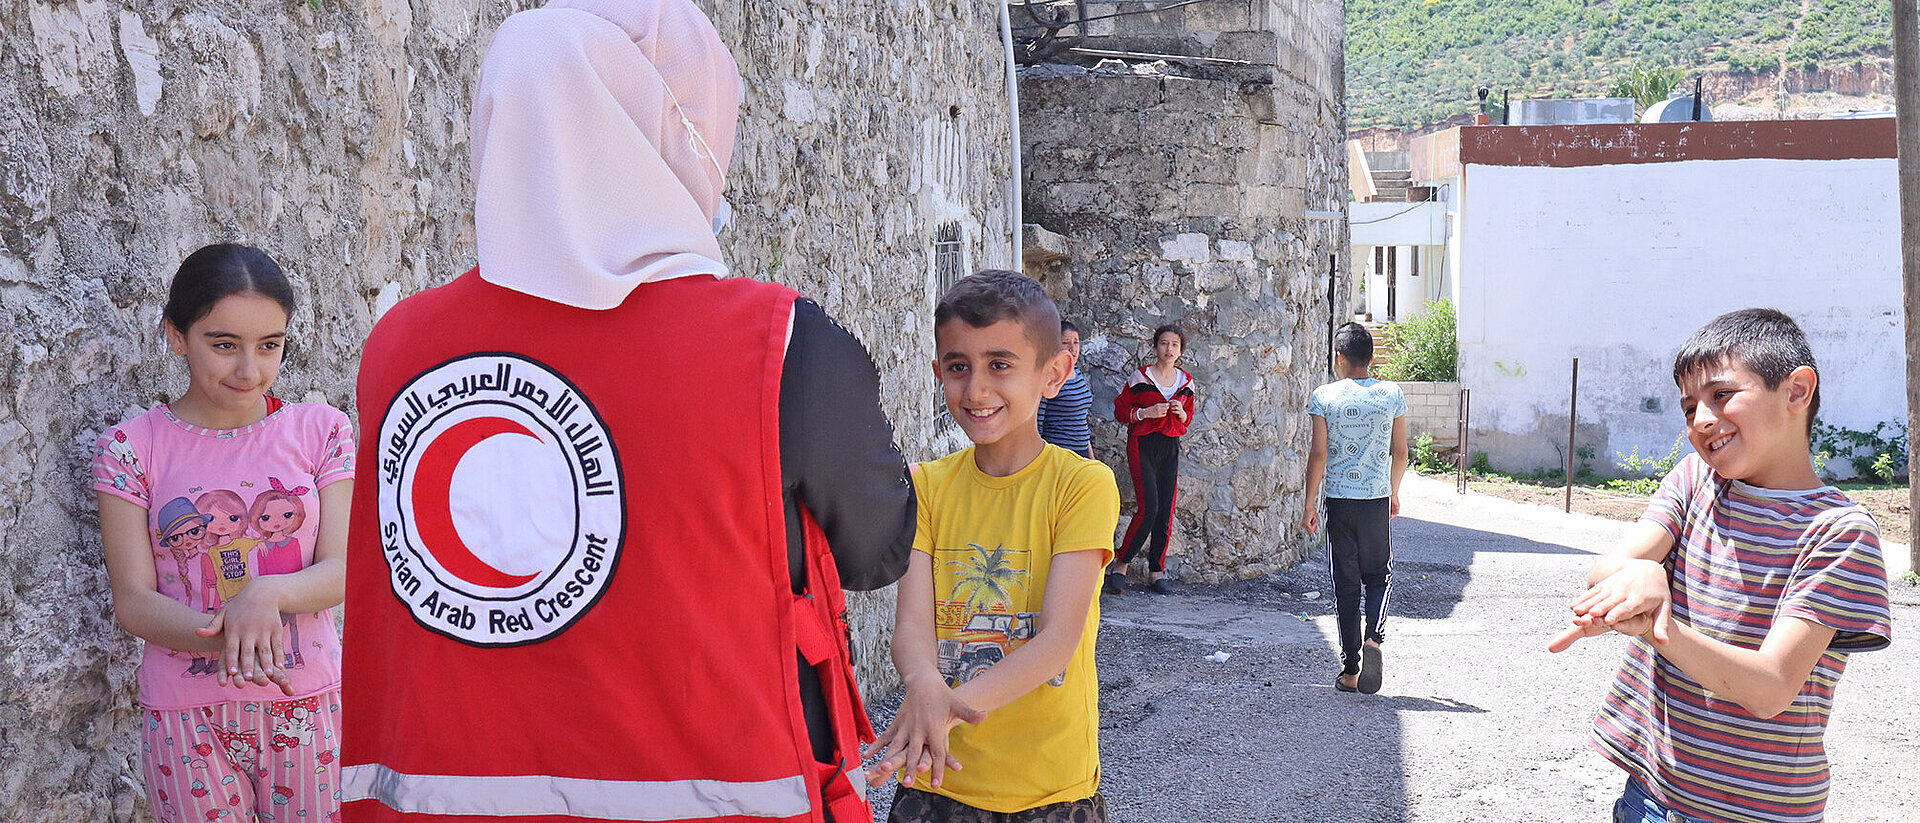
[1870,452,1899,483]
[1411,433,1456,475]
[1471,451,1492,474]
[1616,435,1685,477]
[1811,420,1909,483]
[1603,434,1685,496]
[1608,62,1687,111]
[1379,300,1457,382]
[1727,49,1781,74]
[1602,477,1662,495]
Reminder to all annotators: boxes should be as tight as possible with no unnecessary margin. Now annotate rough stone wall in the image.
[0,1,1011,819]
[1019,0,1348,581]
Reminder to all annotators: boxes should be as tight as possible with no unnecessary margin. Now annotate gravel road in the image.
[867,473,1919,822]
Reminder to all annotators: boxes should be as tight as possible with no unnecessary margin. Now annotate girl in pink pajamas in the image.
[92,244,353,822]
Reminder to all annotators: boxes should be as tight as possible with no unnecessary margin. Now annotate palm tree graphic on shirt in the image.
[947,542,1028,614]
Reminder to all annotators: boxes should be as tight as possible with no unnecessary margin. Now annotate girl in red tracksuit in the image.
[1107,324,1196,595]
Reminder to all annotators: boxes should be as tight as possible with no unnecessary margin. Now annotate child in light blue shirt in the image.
[1303,322,1407,694]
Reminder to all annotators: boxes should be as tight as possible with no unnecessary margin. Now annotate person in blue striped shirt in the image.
[1037,320,1094,458]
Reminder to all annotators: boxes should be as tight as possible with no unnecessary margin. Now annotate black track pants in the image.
[1118,433,1180,573]
[1326,496,1392,673]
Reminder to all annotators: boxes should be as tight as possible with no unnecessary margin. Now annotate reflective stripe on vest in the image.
[340,763,812,820]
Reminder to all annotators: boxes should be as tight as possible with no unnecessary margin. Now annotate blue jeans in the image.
[1613,779,1707,823]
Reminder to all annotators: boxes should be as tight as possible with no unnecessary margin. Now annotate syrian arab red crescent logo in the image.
[410,417,542,589]
[377,353,624,646]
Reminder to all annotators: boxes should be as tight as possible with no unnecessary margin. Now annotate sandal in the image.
[1359,644,1384,694]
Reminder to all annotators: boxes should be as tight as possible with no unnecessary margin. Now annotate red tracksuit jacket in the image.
[1113,366,1196,439]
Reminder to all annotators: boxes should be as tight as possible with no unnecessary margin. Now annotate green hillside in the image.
[1347,0,1895,130]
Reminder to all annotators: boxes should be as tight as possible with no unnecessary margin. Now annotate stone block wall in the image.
[1399,381,1462,447]
[1019,0,1347,582]
[0,2,1011,818]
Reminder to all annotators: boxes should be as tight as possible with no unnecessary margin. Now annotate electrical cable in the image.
[1350,202,1427,225]
[1011,0,1222,32]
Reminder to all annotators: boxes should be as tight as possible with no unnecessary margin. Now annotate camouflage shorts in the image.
[887,788,1109,823]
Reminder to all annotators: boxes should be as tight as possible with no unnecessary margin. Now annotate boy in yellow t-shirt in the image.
[868,270,1120,822]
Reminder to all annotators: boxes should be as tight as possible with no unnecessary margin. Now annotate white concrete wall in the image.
[1455,157,1904,475]
[1353,202,1449,322]
[1359,244,1434,322]
[1352,201,1447,245]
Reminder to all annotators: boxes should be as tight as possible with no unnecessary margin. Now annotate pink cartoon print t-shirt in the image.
[92,399,353,709]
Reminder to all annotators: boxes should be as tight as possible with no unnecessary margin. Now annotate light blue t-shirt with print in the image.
[1308,378,1408,500]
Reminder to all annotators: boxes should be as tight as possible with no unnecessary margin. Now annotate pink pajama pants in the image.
[139,690,342,823]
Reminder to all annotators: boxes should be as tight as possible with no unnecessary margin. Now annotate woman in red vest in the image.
[340,2,913,820]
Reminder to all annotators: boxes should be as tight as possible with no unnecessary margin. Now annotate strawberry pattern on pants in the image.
[139,690,342,822]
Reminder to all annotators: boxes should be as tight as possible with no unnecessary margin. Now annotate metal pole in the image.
[999,0,1023,266]
[1565,358,1579,513]
[1893,0,1919,573]
[1691,75,1703,121]
[1457,387,1470,495]
[1328,253,1338,377]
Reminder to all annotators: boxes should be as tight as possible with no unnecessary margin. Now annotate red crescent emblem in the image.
[411,416,542,588]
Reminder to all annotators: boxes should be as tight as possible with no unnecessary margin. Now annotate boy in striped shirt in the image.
[1037,320,1094,458]
[1550,309,1892,823]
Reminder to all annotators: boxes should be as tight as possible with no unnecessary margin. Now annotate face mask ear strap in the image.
[645,62,724,179]
[625,47,731,230]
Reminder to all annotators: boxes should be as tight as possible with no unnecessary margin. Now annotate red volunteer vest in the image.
[341,271,871,822]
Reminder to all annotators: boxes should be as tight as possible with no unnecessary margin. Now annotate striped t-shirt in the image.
[1590,453,1892,823]
[1038,369,1093,453]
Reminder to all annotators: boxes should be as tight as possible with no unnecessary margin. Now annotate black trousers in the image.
[1118,433,1180,573]
[890,788,1108,823]
[1325,496,1392,673]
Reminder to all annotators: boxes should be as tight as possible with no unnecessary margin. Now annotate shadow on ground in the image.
[864,509,1607,822]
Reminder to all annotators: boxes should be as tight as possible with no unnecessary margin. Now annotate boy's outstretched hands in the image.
[1549,558,1672,652]
[865,674,986,790]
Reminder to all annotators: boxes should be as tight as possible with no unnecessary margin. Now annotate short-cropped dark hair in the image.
[1060,319,1079,335]
[1335,321,1374,366]
[934,270,1062,359]
[1672,308,1820,430]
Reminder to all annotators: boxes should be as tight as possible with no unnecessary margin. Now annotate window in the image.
[931,220,970,428]
[931,107,968,203]
[933,221,967,298]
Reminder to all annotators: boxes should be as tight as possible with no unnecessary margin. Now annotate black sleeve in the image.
[779,298,916,593]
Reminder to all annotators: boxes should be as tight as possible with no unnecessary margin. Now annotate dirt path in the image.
[1455,473,1913,545]
[865,474,1920,822]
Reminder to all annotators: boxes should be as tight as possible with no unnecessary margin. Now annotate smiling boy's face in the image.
[1677,356,1817,488]
[933,318,1070,453]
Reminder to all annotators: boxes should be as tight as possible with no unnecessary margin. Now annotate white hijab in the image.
[471,0,741,310]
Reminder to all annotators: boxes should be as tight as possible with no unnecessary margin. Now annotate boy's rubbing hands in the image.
[865,680,984,788]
